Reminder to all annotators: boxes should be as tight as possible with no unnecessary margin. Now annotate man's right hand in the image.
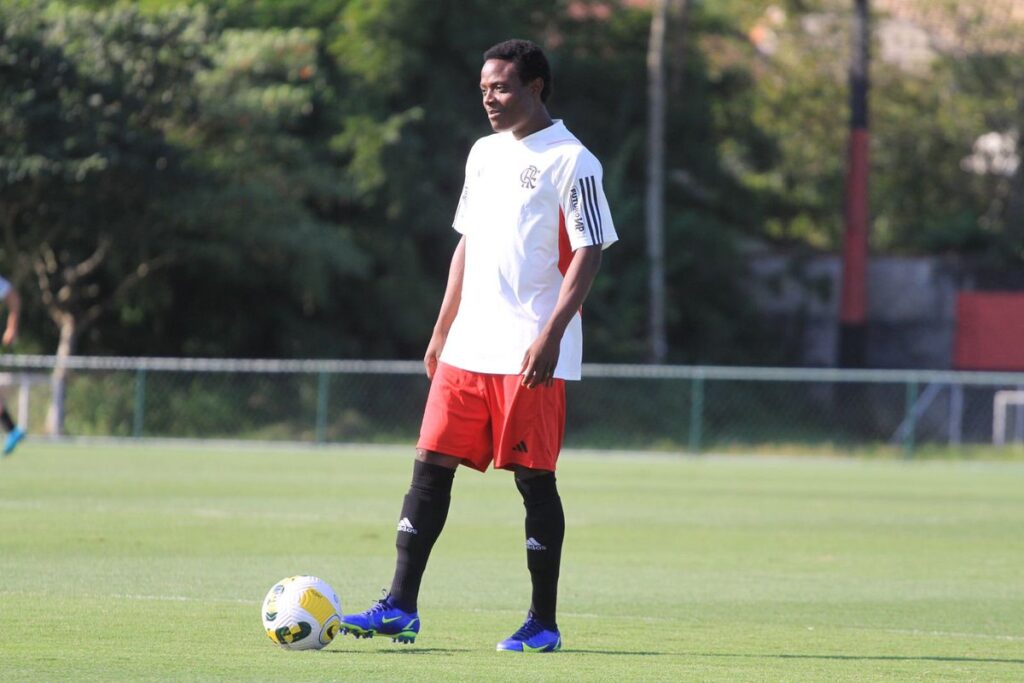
[423,332,446,379]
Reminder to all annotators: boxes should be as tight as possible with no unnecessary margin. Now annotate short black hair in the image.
[483,39,552,102]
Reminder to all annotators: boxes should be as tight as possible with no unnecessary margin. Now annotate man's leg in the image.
[389,451,459,610]
[339,450,459,643]
[1,401,24,456]
[491,374,565,652]
[514,467,564,628]
[342,362,491,643]
[495,465,565,652]
[392,362,490,607]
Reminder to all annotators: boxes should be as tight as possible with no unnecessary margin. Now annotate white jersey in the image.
[0,276,10,300]
[440,120,617,380]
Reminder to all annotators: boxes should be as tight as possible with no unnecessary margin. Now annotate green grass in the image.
[1,443,1023,681]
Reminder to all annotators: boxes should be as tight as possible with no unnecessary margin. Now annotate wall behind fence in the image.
[4,356,1024,456]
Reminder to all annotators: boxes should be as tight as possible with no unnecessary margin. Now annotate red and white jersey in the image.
[441,120,617,380]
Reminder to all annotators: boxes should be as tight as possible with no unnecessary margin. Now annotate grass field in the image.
[1,443,1022,681]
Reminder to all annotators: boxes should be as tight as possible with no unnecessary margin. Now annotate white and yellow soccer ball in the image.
[262,575,343,651]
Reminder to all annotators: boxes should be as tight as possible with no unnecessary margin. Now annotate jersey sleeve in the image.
[0,276,10,300]
[452,141,480,235]
[559,150,618,251]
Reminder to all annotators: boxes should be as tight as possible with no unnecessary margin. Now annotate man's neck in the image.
[512,111,554,140]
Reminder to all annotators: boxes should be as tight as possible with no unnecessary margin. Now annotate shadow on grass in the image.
[564,649,672,656]
[323,648,1023,664]
[324,648,472,655]
[694,652,1024,665]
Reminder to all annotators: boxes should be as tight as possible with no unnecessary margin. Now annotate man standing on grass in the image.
[339,38,617,653]
[0,274,25,456]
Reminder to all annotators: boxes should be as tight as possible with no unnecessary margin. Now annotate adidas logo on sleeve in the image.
[397,517,418,535]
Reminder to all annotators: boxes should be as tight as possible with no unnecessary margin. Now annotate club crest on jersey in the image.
[520,165,539,189]
[569,186,585,232]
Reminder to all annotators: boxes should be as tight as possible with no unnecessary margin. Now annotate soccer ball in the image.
[262,575,343,651]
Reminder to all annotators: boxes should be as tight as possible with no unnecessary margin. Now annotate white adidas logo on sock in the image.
[397,517,418,535]
[525,537,546,551]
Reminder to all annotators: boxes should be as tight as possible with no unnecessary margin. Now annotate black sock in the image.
[388,459,456,612]
[515,472,564,630]
[0,407,14,433]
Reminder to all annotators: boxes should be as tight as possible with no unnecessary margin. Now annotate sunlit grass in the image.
[1,443,1022,681]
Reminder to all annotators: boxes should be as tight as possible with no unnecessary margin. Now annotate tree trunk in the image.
[46,314,77,437]
[646,0,669,363]
[668,0,691,99]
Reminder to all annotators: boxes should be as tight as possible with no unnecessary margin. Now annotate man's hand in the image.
[424,236,465,380]
[424,332,446,380]
[2,289,19,347]
[519,332,560,389]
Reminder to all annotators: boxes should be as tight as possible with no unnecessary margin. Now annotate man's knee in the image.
[514,469,559,503]
[416,449,462,469]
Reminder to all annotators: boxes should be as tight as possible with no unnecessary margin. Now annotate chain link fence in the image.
[4,356,1024,456]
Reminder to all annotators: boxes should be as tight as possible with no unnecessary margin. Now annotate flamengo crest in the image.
[520,165,539,189]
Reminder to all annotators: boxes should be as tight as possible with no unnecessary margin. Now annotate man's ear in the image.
[529,77,544,98]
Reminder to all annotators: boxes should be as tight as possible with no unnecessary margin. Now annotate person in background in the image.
[0,275,25,456]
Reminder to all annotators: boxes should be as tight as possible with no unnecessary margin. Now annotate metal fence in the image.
[4,355,1024,456]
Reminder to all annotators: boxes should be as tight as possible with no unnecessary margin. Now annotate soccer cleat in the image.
[3,427,24,456]
[339,596,420,644]
[496,613,562,653]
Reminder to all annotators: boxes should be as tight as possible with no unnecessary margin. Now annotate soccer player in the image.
[0,274,25,456]
[340,39,617,653]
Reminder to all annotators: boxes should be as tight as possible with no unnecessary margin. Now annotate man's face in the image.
[480,58,541,136]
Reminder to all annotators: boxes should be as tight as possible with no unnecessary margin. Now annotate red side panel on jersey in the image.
[558,208,572,276]
[557,207,584,316]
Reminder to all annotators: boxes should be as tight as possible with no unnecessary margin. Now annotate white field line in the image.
[0,500,332,522]
[0,590,255,605]
[876,627,1024,642]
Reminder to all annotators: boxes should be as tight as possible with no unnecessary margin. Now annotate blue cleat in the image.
[339,596,420,644]
[496,613,562,652]
[3,427,24,456]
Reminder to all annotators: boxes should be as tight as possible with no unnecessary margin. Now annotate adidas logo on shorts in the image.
[526,537,547,551]
[397,517,418,535]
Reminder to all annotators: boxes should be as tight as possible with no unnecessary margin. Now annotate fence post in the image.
[948,383,963,446]
[689,371,704,454]
[315,371,330,444]
[132,369,146,438]
[903,379,918,458]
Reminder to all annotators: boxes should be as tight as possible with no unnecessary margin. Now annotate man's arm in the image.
[2,288,20,347]
[424,236,466,379]
[520,244,603,388]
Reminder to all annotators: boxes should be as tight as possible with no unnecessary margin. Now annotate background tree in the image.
[4,0,1024,391]
[0,2,208,432]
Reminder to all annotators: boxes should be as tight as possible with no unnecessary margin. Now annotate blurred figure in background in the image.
[0,275,25,455]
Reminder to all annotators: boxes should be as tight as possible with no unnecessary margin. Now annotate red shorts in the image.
[417,362,566,472]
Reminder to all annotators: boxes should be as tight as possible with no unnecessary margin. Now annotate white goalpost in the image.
[992,390,1024,445]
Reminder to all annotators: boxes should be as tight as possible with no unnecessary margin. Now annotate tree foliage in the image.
[2,0,1022,366]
